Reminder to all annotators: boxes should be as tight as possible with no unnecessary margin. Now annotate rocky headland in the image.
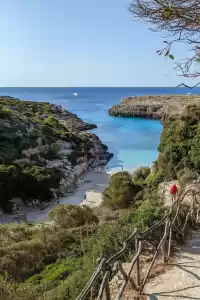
[108,94,200,121]
[0,96,112,213]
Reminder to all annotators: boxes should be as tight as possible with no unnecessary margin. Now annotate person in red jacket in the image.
[170,184,178,203]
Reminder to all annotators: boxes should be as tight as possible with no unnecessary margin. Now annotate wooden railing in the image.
[77,189,200,300]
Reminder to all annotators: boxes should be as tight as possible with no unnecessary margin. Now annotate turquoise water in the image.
[0,87,199,171]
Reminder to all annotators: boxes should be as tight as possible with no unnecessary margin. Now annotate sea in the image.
[0,87,200,172]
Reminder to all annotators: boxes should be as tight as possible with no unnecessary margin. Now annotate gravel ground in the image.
[145,231,200,300]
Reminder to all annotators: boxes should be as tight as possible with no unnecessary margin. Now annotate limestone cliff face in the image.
[108,95,200,122]
[0,96,112,212]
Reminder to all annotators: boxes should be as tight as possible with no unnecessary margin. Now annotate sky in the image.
[0,0,196,87]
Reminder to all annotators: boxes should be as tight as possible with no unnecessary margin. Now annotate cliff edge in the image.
[0,96,112,213]
[108,94,200,121]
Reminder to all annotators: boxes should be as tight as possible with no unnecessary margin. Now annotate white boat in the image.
[73,93,79,96]
[186,92,192,95]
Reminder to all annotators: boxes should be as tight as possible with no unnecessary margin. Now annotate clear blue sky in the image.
[0,0,193,87]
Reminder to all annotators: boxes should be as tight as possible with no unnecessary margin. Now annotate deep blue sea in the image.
[0,87,200,171]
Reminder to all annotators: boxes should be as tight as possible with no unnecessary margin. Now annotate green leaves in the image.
[169,54,174,60]
[102,171,141,209]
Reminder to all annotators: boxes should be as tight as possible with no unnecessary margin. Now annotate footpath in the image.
[144,181,200,300]
[117,181,200,300]
[144,231,200,300]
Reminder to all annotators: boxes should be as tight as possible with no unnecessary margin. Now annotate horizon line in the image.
[0,86,195,89]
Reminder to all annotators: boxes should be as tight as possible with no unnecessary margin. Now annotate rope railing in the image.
[77,189,200,300]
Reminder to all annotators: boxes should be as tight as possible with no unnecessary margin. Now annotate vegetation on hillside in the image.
[1,101,200,300]
[102,171,141,208]
[49,204,99,228]
[0,164,63,212]
[151,105,200,185]
[0,193,197,300]
[0,197,166,300]
[0,97,110,212]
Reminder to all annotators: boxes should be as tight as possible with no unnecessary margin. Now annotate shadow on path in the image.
[146,284,200,300]
[146,259,200,300]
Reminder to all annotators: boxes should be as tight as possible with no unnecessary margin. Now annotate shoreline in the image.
[0,96,113,224]
[0,170,111,224]
[0,94,165,225]
[0,166,132,224]
[108,94,200,121]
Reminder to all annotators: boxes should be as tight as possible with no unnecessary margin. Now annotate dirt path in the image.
[144,231,200,300]
[158,180,179,207]
[145,181,200,299]
[109,181,200,300]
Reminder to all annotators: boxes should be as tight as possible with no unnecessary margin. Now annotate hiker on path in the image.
[170,183,178,203]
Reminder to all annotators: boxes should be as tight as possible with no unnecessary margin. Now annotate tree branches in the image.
[129,0,200,81]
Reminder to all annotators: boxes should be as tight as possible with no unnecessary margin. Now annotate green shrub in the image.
[43,116,60,127]
[0,276,46,300]
[0,164,63,212]
[145,171,165,187]
[49,205,99,228]
[0,107,12,119]
[102,171,140,209]
[132,166,151,185]
[40,144,60,160]
[129,198,165,231]
[181,104,200,122]
[177,168,198,188]
[155,109,200,181]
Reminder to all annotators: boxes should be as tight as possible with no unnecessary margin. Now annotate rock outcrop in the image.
[108,95,200,121]
[0,96,112,212]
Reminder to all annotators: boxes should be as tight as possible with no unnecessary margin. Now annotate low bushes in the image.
[0,106,12,119]
[132,166,151,185]
[43,116,60,127]
[40,144,60,160]
[177,168,198,188]
[156,109,200,180]
[0,193,198,300]
[49,205,99,228]
[102,171,141,209]
[0,164,63,212]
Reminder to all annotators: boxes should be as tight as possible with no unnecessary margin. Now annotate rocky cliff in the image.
[108,95,200,121]
[0,96,112,212]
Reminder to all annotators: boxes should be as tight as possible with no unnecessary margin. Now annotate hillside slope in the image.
[0,96,112,212]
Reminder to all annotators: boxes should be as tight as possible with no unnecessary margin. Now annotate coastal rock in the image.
[0,96,112,213]
[108,95,200,121]
[51,103,97,131]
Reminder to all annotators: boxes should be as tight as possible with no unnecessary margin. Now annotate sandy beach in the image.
[0,165,132,225]
[0,171,110,224]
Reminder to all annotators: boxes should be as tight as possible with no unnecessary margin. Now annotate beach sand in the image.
[0,171,110,224]
[80,171,110,208]
[0,166,133,224]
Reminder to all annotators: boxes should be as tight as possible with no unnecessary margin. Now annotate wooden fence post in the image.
[135,235,140,287]
[140,220,169,294]
[105,281,111,300]
[167,221,172,258]
[97,271,110,300]
[196,209,200,224]
[90,287,94,300]
[161,220,167,263]
[78,189,200,300]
